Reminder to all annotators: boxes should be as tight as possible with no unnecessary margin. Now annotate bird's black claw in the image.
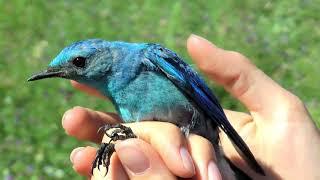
[92,124,137,175]
[91,142,115,175]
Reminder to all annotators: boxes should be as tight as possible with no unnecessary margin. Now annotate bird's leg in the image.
[92,124,137,175]
[98,124,137,140]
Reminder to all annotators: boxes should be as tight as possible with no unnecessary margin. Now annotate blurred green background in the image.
[1,0,319,179]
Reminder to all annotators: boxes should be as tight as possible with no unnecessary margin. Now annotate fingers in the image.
[114,138,177,180]
[187,34,298,118]
[62,106,121,143]
[221,110,257,157]
[106,121,196,178]
[223,109,253,132]
[70,139,179,180]
[70,80,107,99]
[62,107,194,177]
[63,107,221,178]
[63,106,222,178]
[220,110,258,172]
[70,146,96,177]
[70,146,129,180]
[70,134,221,180]
[187,134,222,180]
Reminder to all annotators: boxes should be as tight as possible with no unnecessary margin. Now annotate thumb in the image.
[115,139,177,180]
[187,34,290,118]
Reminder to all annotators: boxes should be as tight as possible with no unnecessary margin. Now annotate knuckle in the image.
[189,134,213,149]
[277,90,307,118]
[227,51,245,59]
[227,51,251,65]
[287,93,305,110]
[188,134,217,161]
[155,123,185,145]
[132,122,184,144]
[197,60,213,74]
[162,122,183,136]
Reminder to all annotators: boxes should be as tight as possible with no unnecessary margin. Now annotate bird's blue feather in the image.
[145,44,264,174]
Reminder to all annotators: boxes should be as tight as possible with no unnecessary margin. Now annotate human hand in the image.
[63,105,223,180]
[63,35,320,179]
[187,34,320,179]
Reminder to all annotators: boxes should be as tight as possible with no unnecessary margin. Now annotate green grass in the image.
[1,0,319,179]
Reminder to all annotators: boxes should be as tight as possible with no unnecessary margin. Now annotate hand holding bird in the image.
[29,35,320,180]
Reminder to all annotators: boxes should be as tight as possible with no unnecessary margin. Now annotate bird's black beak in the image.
[27,67,66,82]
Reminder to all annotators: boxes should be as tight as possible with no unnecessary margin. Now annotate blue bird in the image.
[28,39,265,179]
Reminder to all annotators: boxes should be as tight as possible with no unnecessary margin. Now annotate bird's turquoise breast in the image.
[111,71,195,124]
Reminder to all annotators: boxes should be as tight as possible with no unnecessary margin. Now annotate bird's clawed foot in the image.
[91,124,137,175]
[91,142,114,175]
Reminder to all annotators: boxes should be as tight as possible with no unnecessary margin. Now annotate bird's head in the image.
[28,39,113,86]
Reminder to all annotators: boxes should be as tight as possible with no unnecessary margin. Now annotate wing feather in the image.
[145,44,265,175]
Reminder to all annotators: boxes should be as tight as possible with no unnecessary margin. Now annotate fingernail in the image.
[62,109,72,128]
[115,140,150,174]
[189,34,216,47]
[70,147,84,164]
[180,147,195,175]
[208,160,222,180]
[190,34,203,40]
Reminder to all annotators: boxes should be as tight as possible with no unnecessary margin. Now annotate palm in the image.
[222,104,318,179]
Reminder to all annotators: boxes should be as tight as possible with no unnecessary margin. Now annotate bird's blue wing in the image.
[145,44,264,175]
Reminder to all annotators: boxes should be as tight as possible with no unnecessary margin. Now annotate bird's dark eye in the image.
[72,57,86,68]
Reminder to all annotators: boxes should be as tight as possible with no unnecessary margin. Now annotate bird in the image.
[28,39,265,179]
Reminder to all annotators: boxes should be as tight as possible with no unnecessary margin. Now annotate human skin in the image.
[61,35,320,180]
